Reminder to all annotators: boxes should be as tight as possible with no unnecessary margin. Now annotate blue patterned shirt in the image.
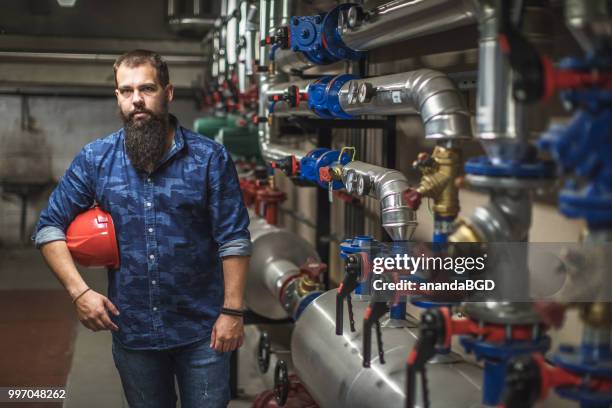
[33,118,251,350]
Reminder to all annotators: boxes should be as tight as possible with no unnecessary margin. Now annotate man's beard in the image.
[121,106,169,174]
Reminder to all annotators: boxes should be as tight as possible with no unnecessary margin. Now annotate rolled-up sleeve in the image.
[207,147,252,258]
[32,146,96,248]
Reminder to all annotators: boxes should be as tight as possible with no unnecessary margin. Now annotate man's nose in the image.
[132,90,145,105]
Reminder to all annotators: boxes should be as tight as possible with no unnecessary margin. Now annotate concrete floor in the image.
[0,247,281,408]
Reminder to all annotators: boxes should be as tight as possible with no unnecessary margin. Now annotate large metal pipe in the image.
[475,3,553,164]
[237,1,248,92]
[212,28,220,78]
[244,1,259,76]
[338,70,472,141]
[257,0,309,162]
[341,161,417,241]
[226,0,239,67]
[450,186,533,243]
[291,290,483,408]
[245,214,320,319]
[258,78,310,161]
[218,0,228,84]
[338,0,477,52]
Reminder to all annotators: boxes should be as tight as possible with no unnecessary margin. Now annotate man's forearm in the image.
[221,255,249,310]
[41,240,89,300]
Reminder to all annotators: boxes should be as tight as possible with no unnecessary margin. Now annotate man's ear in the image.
[114,89,121,104]
[165,84,174,103]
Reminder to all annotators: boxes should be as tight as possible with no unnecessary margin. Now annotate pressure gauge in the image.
[347,6,360,29]
[358,82,375,104]
[357,175,371,196]
[347,81,359,105]
[345,170,357,193]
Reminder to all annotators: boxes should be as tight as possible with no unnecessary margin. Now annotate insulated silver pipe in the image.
[212,29,220,78]
[226,0,239,67]
[245,1,259,76]
[475,2,529,163]
[451,188,533,243]
[341,161,417,241]
[292,290,483,408]
[269,0,291,28]
[339,0,478,52]
[266,79,317,116]
[259,0,270,67]
[339,69,472,141]
[237,1,248,92]
[258,0,308,162]
[246,214,319,320]
[475,3,551,164]
[218,0,228,84]
[258,79,309,161]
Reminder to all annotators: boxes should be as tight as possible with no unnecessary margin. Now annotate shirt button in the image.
[152,280,156,285]
[148,228,154,233]
[146,202,152,207]
[153,307,157,311]
[149,254,155,260]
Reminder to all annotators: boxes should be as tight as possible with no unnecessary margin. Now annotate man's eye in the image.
[120,89,133,96]
[141,86,156,93]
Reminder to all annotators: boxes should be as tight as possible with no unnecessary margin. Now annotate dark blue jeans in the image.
[112,337,230,408]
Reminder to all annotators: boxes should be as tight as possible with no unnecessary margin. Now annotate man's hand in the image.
[210,314,244,352]
[75,289,120,332]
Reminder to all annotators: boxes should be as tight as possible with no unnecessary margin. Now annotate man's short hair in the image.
[113,49,170,88]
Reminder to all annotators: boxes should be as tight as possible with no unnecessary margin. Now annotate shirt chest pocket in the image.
[158,181,207,221]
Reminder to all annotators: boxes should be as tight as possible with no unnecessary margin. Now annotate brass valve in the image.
[409,146,462,218]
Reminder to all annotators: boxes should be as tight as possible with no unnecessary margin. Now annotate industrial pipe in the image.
[338,70,472,141]
[226,0,239,68]
[257,0,310,162]
[341,161,417,241]
[450,187,533,243]
[258,80,310,162]
[291,290,483,408]
[218,0,228,84]
[338,0,478,52]
[244,1,259,76]
[245,213,322,320]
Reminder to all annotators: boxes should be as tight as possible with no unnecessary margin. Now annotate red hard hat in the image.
[66,206,120,269]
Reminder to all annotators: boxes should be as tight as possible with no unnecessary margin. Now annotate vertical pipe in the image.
[259,0,270,68]
[238,1,248,92]
[218,0,228,85]
[475,3,552,164]
[226,0,239,68]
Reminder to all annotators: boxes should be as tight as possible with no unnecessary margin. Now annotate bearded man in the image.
[33,50,251,408]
